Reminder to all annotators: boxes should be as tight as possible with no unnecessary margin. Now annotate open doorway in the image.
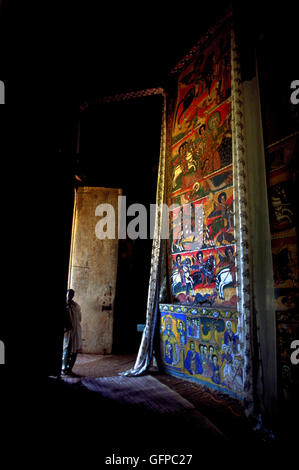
[66,95,162,372]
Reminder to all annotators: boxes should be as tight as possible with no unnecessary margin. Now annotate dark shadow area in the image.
[2,374,294,467]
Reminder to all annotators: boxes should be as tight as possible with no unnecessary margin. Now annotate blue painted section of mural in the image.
[159,303,243,399]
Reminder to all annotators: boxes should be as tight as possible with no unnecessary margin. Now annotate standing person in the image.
[62,289,82,376]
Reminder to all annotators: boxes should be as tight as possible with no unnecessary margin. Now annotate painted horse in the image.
[215,266,233,300]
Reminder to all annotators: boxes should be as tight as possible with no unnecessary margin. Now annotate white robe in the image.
[63,301,82,353]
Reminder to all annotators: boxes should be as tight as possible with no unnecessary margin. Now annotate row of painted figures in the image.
[162,319,243,392]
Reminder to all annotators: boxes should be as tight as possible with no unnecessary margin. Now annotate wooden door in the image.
[68,186,121,354]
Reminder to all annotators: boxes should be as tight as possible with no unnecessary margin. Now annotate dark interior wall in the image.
[252,3,299,146]
[232,0,299,417]
[255,9,299,417]
[1,125,76,378]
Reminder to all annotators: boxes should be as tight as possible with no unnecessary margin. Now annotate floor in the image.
[3,353,293,466]
[59,354,273,455]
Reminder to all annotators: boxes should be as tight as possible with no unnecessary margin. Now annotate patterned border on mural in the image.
[160,303,239,318]
[230,26,253,413]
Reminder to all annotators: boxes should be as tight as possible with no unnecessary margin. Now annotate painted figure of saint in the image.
[221,343,233,388]
[218,246,237,286]
[202,112,222,175]
[208,345,215,365]
[230,357,243,393]
[177,320,186,346]
[173,254,185,283]
[172,256,195,301]
[172,140,198,191]
[211,354,221,384]
[162,319,178,365]
[202,344,213,377]
[199,344,205,364]
[191,251,206,285]
[212,191,233,228]
[224,320,239,355]
[184,341,203,375]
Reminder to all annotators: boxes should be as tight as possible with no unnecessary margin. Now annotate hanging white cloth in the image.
[121,93,167,376]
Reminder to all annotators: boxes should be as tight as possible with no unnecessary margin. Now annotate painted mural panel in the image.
[170,245,237,308]
[268,169,296,233]
[171,28,231,144]
[171,187,235,252]
[161,18,247,399]
[160,304,243,398]
[272,236,298,289]
[167,23,236,308]
[266,135,299,310]
[265,133,299,406]
[276,309,299,406]
[171,102,232,195]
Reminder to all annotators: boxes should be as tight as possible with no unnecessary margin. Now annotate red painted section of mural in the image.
[168,24,236,309]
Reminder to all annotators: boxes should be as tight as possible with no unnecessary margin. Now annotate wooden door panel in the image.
[68,186,121,354]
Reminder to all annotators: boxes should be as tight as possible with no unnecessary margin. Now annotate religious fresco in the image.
[171,102,232,194]
[268,170,296,233]
[274,288,299,312]
[158,18,247,399]
[166,23,236,309]
[266,134,299,406]
[265,135,299,310]
[276,310,299,407]
[170,245,237,308]
[271,236,298,289]
[171,28,231,145]
[171,187,235,252]
[159,304,243,398]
